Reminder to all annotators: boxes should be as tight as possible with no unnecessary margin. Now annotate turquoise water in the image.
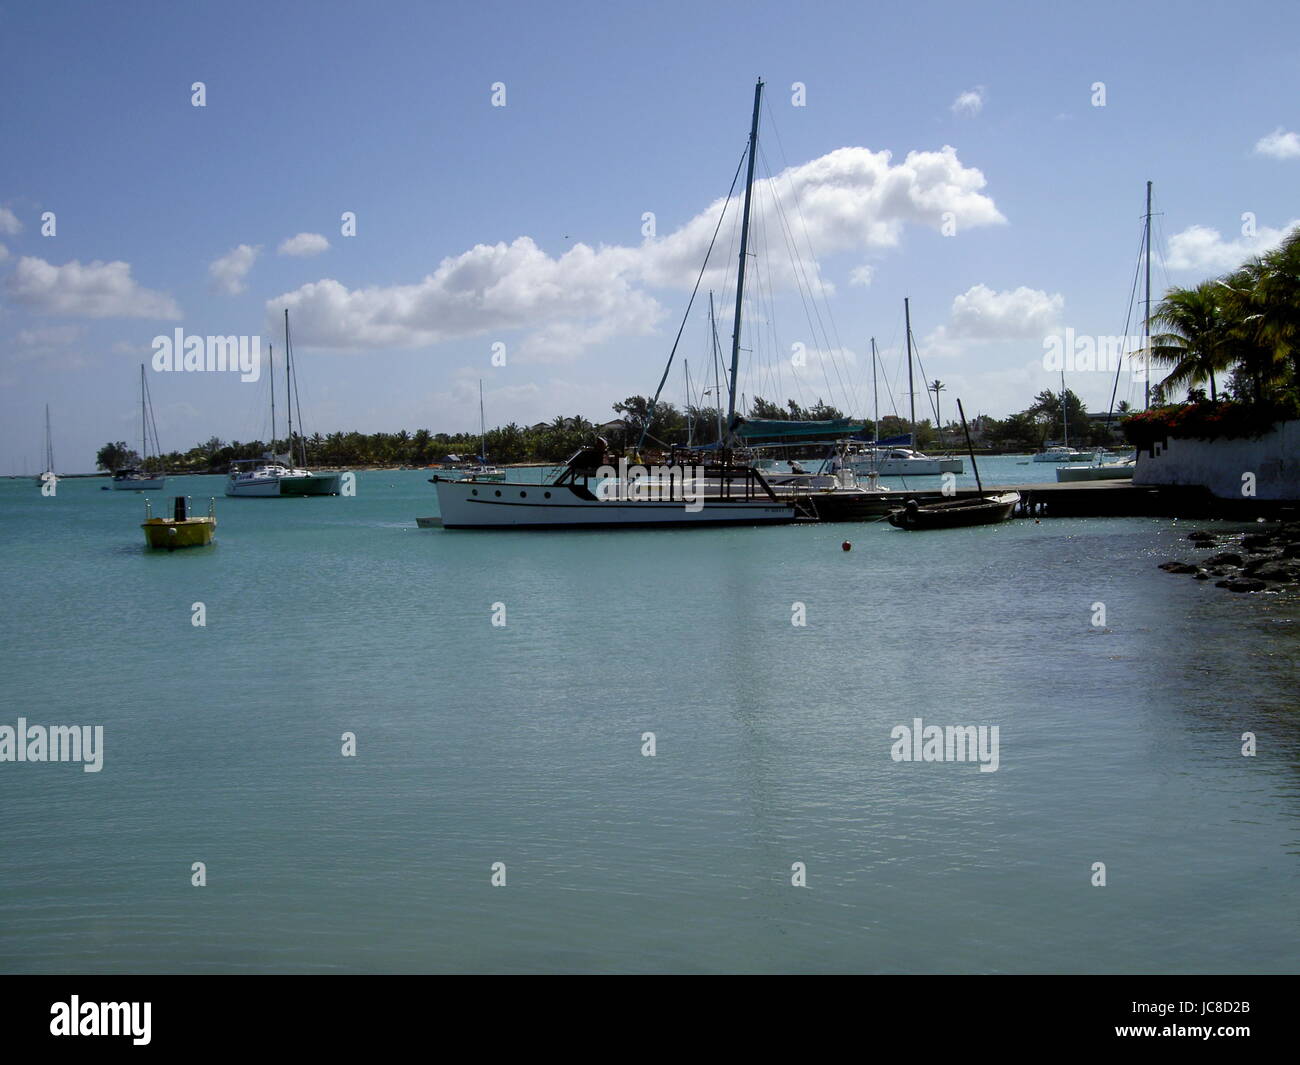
[1,461,1297,973]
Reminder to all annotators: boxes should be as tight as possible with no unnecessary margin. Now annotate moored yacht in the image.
[226,459,340,497]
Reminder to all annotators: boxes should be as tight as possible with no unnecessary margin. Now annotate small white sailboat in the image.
[111,365,166,490]
[34,404,55,486]
[460,381,505,481]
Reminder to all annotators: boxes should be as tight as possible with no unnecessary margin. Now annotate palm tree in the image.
[1150,282,1235,401]
[1251,227,1300,386]
[929,380,946,447]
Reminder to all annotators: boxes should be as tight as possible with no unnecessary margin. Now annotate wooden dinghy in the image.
[887,491,1020,530]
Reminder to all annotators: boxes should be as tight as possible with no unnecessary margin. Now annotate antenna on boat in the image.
[957,398,982,494]
[726,77,763,444]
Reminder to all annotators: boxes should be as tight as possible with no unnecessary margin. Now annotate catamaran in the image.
[227,310,340,497]
[111,365,166,490]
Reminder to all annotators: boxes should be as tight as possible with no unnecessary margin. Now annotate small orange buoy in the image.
[842,541,852,552]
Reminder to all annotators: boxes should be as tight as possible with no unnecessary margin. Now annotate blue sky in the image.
[3,0,1299,472]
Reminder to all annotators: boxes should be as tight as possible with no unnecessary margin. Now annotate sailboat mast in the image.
[726,78,764,438]
[904,298,916,441]
[871,337,879,442]
[140,363,147,467]
[684,359,693,448]
[285,310,293,465]
[45,404,53,473]
[1061,369,1068,448]
[269,343,276,457]
[1143,180,1153,410]
[479,379,486,462]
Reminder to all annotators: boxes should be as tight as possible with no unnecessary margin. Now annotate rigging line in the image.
[1106,220,1148,419]
[757,141,842,410]
[907,329,943,428]
[758,128,856,414]
[637,145,749,450]
[144,372,163,465]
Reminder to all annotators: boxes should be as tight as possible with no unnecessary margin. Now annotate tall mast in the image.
[479,379,486,462]
[871,337,879,442]
[269,343,276,459]
[45,403,53,473]
[726,78,764,439]
[284,309,293,464]
[904,298,916,441]
[1143,180,1153,410]
[140,363,147,466]
[684,359,693,448]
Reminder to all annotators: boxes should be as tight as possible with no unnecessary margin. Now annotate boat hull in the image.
[433,478,796,528]
[887,492,1020,530]
[1055,464,1135,482]
[142,517,216,549]
[226,471,341,497]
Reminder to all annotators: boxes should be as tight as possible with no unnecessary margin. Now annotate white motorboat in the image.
[848,446,959,476]
[1033,446,1096,463]
[1056,454,1137,482]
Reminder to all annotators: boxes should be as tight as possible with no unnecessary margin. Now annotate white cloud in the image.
[5,257,181,318]
[267,144,1005,359]
[1254,127,1300,160]
[278,232,330,257]
[849,264,874,287]
[0,207,21,235]
[951,87,985,118]
[209,243,261,295]
[1166,221,1300,272]
[947,284,1063,340]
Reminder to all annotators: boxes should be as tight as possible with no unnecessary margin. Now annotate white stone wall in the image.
[1133,420,1300,500]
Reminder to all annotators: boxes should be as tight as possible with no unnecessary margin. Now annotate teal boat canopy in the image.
[735,417,866,441]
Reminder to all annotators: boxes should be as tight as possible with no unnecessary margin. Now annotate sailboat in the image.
[227,310,341,497]
[34,405,55,486]
[460,381,505,481]
[429,80,801,529]
[887,400,1019,530]
[848,302,962,476]
[111,365,166,490]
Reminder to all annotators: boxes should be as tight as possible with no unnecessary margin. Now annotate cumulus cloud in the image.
[209,243,261,295]
[1166,221,1300,272]
[947,284,1063,340]
[849,265,875,287]
[0,207,21,235]
[268,144,1005,359]
[278,232,330,257]
[5,257,181,318]
[951,87,986,118]
[1254,127,1300,160]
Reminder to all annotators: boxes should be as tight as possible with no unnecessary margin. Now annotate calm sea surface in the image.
[1,458,1297,973]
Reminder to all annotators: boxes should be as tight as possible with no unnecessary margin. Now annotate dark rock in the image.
[1187,531,1216,542]
[1242,533,1273,550]
[1228,578,1267,592]
[1215,579,1233,588]
[1252,564,1297,583]
[1205,552,1244,566]
[1194,571,1211,580]
[1281,543,1300,560]
[1159,561,1199,574]
[1242,555,1280,575]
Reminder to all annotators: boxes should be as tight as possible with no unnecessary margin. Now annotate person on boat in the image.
[789,460,808,475]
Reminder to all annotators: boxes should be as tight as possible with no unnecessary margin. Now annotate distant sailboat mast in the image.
[905,298,916,444]
[268,342,277,460]
[1143,179,1153,410]
[44,404,54,475]
[285,310,294,466]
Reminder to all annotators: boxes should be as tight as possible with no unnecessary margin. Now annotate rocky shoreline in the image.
[1160,522,1300,592]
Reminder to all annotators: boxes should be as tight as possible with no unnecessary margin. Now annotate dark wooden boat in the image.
[887,398,1020,530]
[887,491,1020,530]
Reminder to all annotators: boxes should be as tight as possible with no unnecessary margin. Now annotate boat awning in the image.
[735,417,866,441]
